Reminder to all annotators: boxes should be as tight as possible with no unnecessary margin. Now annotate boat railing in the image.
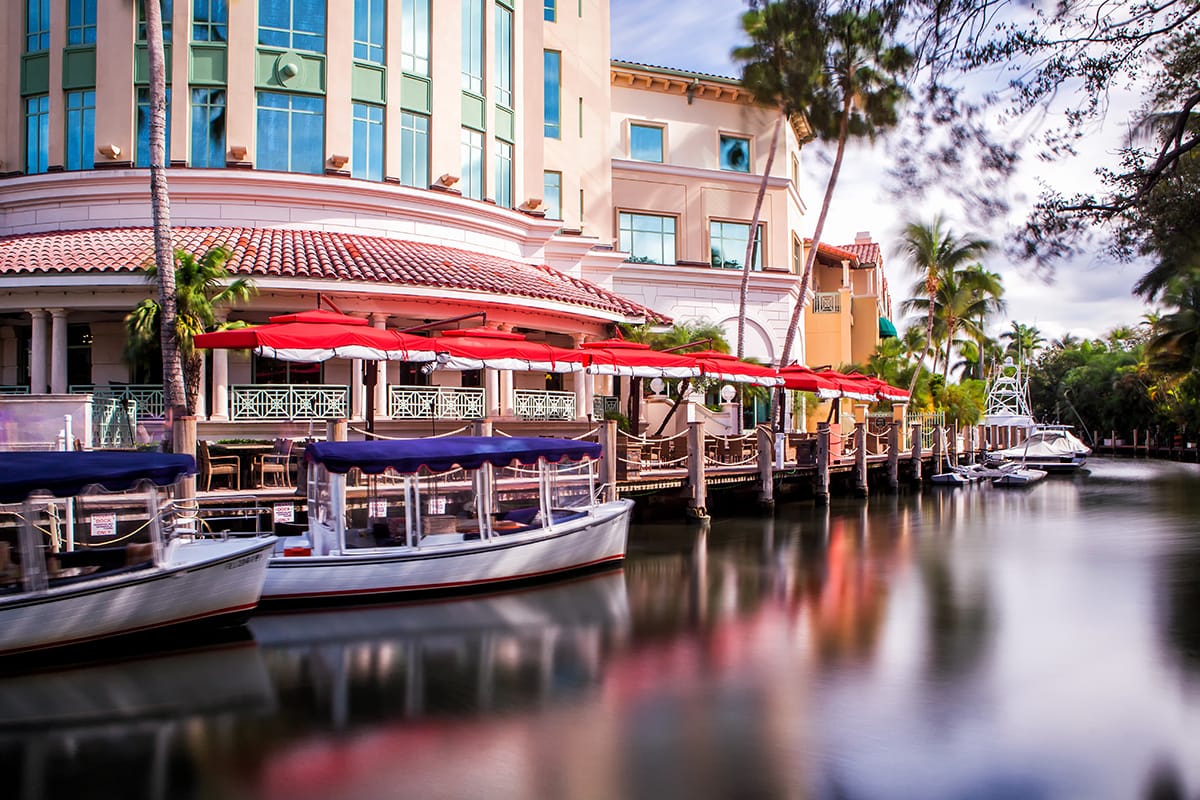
[165,497,274,540]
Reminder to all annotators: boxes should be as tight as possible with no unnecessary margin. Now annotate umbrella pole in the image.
[364,360,377,435]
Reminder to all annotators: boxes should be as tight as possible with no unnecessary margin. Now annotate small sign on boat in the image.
[369,498,387,517]
[91,512,117,538]
[427,496,446,515]
[273,503,295,523]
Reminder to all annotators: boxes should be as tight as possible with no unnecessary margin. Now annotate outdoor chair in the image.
[197,440,239,491]
[256,438,296,487]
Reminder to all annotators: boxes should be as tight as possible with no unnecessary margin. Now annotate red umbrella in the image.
[432,328,586,373]
[194,309,440,363]
[687,350,782,387]
[816,370,880,402]
[778,365,841,399]
[579,340,701,379]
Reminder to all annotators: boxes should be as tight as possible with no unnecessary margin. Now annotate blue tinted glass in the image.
[400,112,429,188]
[544,51,561,138]
[193,0,228,42]
[352,103,383,181]
[190,88,226,167]
[494,141,512,208]
[65,91,96,171]
[719,135,750,172]
[136,88,172,168]
[543,172,561,220]
[27,0,50,51]
[494,6,512,106]
[630,125,663,162]
[290,95,325,174]
[295,0,326,50]
[257,101,289,172]
[544,0,555,22]
[25,95,49,174]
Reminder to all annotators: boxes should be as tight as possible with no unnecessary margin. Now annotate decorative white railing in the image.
[908,412,945,450]
[813,292,841,314]
[95,396,138,448]
[514,389,575,420]
[230,384,349,420]
[71,384,166,420]
[389,385,486,420]
[593,394,620,418]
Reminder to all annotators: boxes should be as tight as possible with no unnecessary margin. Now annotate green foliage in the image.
[618,320,730,352]
[603,409,631,433]
[932,379,986,427]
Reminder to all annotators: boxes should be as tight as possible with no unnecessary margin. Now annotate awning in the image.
[687,350,783,387]
[578,340,701,379]
[778,365,842,399]
[879,317,898,338]
[432,328,586,373]
[194,309,441,362]
[0,451,196,503]
[816,370,880,402]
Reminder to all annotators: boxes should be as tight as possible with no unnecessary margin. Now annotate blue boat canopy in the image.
[305,436,602,475]
[0,451,197,504]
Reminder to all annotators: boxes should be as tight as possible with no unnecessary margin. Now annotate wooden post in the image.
[978,424,986,460]
[686,421,708,520]
[327,418,348,442]
[472,419,493,437]
[854,421,868,497]
[756,424,775,509]
[599,419,618,503]
[816,422,830,503]
[932,426,943,474]
[910,422,923,484]
[887,423,899,489]
[174,415,197,500]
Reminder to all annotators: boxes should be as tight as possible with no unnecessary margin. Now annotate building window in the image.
[190,87,226,167]
[138,0,174,42]
[193,0,228,42]
[259,0,325,53]
[253,356,321,385]
[544,50,561,139]
[352,102,384,181]
[354,0,384,63]
[26,0,50,52]
[790,153,799,188]
[719,134,751,172]
[25,95,49,175]
[65,90,96,171]
[544,0,555,21]
[494,140,512,209]
[401,0,430,76]
[544,172,562,221]
[136,87,173,167]
[494,4,513,107]
[618,212,676,265]
[460,128,484,200]
[630,123,663,163]
[67,0,97,46]
[461,0,484,95]
[399,111,429,188]
[710,220,764,270]
[792,235,803,274]
[256,91,325,174]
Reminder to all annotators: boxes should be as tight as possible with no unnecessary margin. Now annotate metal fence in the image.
[389,385,486,420]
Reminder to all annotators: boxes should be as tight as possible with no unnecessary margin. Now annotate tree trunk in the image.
[907,273,938,396]
[145,0,185,422]
[737,112,783,359]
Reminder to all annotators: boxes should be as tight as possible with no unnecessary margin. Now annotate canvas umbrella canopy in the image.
[857,375,909,403]
[193,309,440,363]
[777,365,841,399]
[687,350,783,387]
[578,340,701,379]
[816,370,880,402]
[432,328,586,373]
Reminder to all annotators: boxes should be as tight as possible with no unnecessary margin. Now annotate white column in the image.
[485,367,501,417]
[499,370,514,417]
[211,346,229,419]
[29,309,48,394]
[575,372,593,421]
[351,358,364,420]
[49,308,68,393]
[370,314,389,418]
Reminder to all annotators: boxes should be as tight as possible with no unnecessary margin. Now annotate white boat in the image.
[990,425,1091,472]
[261,436,633,603]
[991,461,1048,487]
[0,451,277,657]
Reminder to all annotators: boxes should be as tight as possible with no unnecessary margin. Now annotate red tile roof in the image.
[837,241,882,267]
[0,227,668,324]
[807,240,859,266]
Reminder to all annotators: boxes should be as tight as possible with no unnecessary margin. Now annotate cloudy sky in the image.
[608,0,1156,342]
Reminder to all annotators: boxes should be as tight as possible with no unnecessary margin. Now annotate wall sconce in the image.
[519,197,542,212]
[98,143,121,159]
[436,173,459,188]
[228,145,248,161]
[328,154,349,169]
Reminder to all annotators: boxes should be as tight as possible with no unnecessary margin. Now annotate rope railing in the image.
[347,424,472,440]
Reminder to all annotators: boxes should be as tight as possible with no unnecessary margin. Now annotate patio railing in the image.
[813,292,841,313]
[514,389,575,420]
[389,385,486,420]
[593,394,620,418]
[71,384,165,420]
[0,385,30,395]
[230,384,349,421]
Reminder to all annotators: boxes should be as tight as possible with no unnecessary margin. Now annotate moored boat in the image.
[989,425,1091,472]
[261,436,633,603]
[0,451,277,657]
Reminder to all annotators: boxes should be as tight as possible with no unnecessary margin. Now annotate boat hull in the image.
[262,499,633,603]
[0,537,276,657]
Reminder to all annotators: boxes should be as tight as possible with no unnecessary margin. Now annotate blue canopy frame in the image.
[0,452,197,504]
[305,436,602,475]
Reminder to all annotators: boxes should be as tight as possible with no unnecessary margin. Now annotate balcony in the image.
[389,386,486,420]
[812,292,842,313]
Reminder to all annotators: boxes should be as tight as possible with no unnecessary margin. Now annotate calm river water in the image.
[3,457,1200,800]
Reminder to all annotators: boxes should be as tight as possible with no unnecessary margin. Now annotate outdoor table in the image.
[208,442,274,489]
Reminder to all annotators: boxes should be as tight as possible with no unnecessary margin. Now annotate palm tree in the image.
[142,0,185,422]
[776,3,911,378]
[899,216,991,393]
[999,321,1045,368]
[126,246,255,415]
[732,0,825,358]
[1145,270,1200,375]
[903,264,1004,381]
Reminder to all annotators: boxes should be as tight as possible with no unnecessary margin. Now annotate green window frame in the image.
[494,140,512,209]
[67,0,97,46]
[494,4,513,108]
[710,220,764,270]
[65,90,96,171]
[460,128,484,200]
[136,87,173,167]
[27,0,50,52]
[256,91,325,175]
[25,95,49,174]
[400,0,430,76]
[192,0,228,43]
[399,111,429,188]
[190,87,226,167]
[618,212,676,265]
[352,102,384,181]
[138,0,174,42]
[354,0,385,63]
[544,50,561,139]
[259,0,325,53]
[461,0,484,95]
[543,171,562,221]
